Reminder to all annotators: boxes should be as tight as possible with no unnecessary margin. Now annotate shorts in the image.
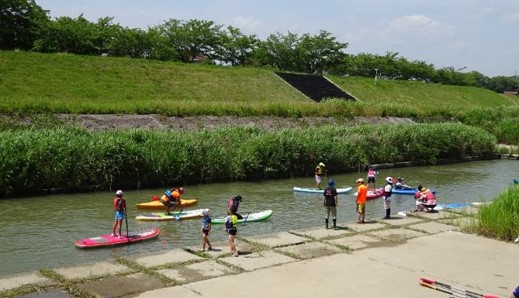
[315,174,322,184]
[115,211,125,220]
[227,228,237,236]
[325,206,337,219]
[161,200,176,208]
[202,228,210,235]
[513,285,519,298]
[357,203,365,213]
[367,177,376,184]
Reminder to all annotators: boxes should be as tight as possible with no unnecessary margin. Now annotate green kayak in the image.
[211,210,273,224]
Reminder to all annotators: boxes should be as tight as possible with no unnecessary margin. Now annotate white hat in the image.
[202,209,210,216]
[319,162,325,167]
[115,190,124,196]
[385,177,393,183]
[356,178,364,183]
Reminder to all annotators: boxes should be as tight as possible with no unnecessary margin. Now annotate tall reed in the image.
[0,123,496,197]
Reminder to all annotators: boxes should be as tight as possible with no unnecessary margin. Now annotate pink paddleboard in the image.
[75,228,160,248]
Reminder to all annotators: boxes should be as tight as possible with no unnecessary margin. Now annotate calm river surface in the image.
[0,159,516,277]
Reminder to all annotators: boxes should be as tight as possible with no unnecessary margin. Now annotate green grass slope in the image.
[0,51,515,117]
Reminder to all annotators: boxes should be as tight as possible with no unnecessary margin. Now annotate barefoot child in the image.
[201,210,212,251]
[224,211,238,257]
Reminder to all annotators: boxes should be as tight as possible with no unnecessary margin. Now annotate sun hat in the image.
[328,180,336,187]
[356,178,364,183]
[385,177,393,183]
[115,190,124,197]
[319,162,325,167]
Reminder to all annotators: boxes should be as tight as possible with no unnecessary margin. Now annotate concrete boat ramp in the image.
[1,207,517,298]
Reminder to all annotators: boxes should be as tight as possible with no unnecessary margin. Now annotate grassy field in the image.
[1,51,517,117]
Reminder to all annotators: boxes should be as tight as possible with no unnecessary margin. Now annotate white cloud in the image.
[387,15,441,33]
[233,16,262,31]
[503,11,519,23]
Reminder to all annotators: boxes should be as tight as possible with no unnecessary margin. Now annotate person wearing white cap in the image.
[315,162,326,189]
[382,177,393,219]
[201,210,212,252]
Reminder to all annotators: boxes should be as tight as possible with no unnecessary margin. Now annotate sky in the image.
[35,0,519,78]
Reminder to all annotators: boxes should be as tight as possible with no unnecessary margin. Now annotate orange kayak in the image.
[135,198,198,210]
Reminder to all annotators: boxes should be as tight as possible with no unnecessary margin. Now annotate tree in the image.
[158,19,223,62]
[298,30,348,74]
[0,0,49,50]
[214,26,259,66]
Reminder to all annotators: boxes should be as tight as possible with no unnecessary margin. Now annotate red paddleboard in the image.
[75,228,160,248]
[367,188,384,200]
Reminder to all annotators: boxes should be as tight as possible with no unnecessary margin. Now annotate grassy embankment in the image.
[1,50,518,119]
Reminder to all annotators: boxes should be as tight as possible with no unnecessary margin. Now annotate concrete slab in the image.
[342,221,386,232]
[382,215,424,226]
[219,251,295,271]
[326,234,381,250]
[275,241,342,259]
[78,272,165,297]
[408,221,460,234]
[411,210,460,220]
[14,288,73,298]
[291,226,354,240]
[247,231,308,248]
[439,216,479,228]
[158,260,236,283]
[54,261,131,280]
[133,249,203,267]
[368,228,427,241]
[356,231,518,297]
[0,272,52,292]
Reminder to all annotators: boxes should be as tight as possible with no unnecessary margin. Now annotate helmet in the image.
[235,195,242,201]
[385,177,393,183]
[319,162,325,167]
[115,190,124,197]
[328,180,336,187]
[356,178,364,183]
[165,190,172,197]
[178,187,185,194]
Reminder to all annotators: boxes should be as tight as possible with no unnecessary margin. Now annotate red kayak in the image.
[367,188,384,200]
[75,228,160,249]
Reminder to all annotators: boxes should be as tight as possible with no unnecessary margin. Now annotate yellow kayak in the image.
[135,198,198,210]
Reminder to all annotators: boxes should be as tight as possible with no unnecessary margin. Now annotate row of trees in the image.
[2,0,518,92]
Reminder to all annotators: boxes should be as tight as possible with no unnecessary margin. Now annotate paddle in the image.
[124,202,129,241]
[241,212,251,225]
[420,277,498,298]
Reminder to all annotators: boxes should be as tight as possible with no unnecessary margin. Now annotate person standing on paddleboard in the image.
[382,177,393,219]
[111,190,126,238]
[367,167,378,191]
[356,178,368,224]
[323,179,338,229]
[227,195,243,219]
[201,210,212,252]
[315,162,326,189]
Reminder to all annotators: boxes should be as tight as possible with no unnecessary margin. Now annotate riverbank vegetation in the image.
[468,186,519,241]
[0,123,495,197]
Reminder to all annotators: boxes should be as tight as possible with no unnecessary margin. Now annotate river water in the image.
[0,159,516,277]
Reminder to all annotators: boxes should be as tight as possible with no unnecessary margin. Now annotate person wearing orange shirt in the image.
[356,178,368,223]
[160,187,184,215]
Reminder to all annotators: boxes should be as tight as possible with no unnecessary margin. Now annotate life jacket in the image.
[201,216,211,229]
[225,215,237,230]
[228,197,240,213]
[315,166,323,175]
[324,187,337,206]
[384,184,392,198]
[367,169,376,177]
[113,196,125,212]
